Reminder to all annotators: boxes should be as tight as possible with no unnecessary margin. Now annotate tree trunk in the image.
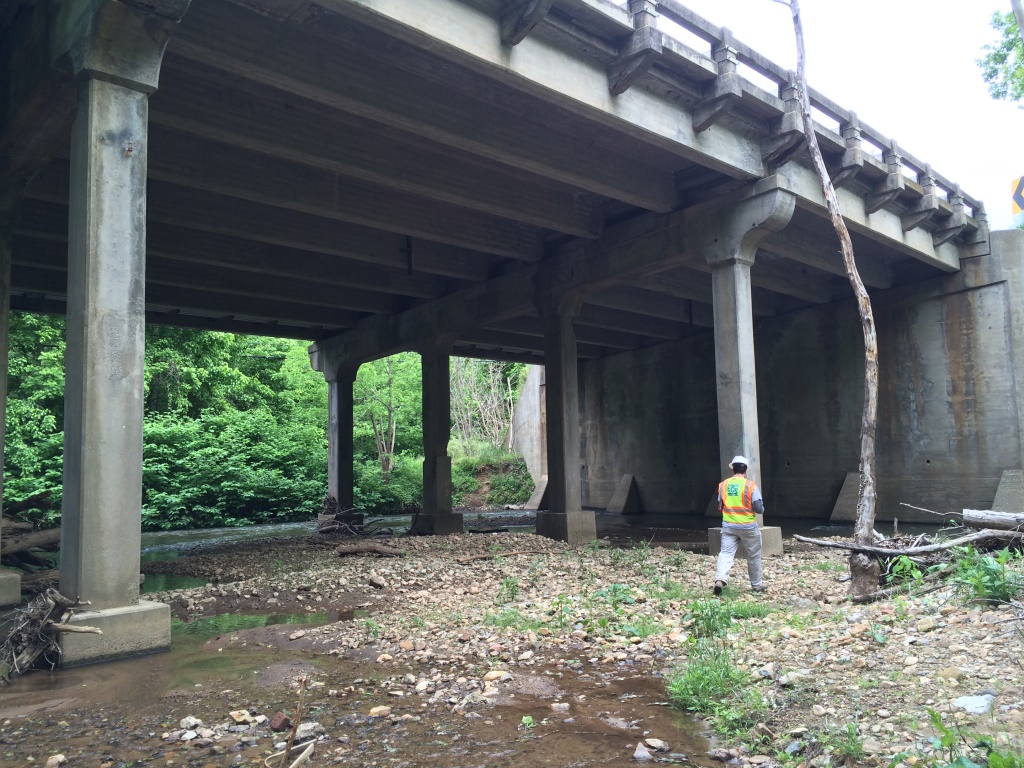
[1012,0,1024,45]
[777,0,880,595]
[0,528,61,556]
[962,509,1024,531]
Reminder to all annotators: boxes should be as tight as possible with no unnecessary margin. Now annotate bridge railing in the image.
[613,0,985,220]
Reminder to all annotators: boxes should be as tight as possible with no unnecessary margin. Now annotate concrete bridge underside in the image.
[0,0,1009,665]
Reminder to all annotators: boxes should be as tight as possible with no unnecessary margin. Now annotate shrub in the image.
[952,547,1022,604]
[352,455,423,514]
[451,457,482,506]
[484,457,534,505]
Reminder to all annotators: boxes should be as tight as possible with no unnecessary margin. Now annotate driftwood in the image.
[1,528,61,556]
[3,491,53,518]
[794,529,1023,557]
[20,569,59,587]
[333,542,404,557]
[850,565,955,604]
[962,509,1024,532]
[0,588,100,682]
[456,549,549,564]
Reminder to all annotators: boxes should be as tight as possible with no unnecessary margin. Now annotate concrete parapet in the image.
[0,569,20,607]
[410,512,464,536]
[708,527,783,558]
[60,600,170,667]
[536,510,596,545]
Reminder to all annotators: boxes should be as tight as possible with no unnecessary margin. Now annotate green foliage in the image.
[496,577,520,605]
[451,457,482,506]
[667,640,767,737]
[352,455,422,514]
[825,723,865,765]
[889,709,1024,768]
[594,583,635,608]
[952,547,1022,604]
[484,457,533,505]
[978,11,1024,104]
[729,601,772,620]
[886,555,924,586]
[687,598,734,638]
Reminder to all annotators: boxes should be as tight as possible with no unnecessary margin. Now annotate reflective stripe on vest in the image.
[719,477,756,525]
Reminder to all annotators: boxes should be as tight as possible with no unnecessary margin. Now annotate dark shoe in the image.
[713,581,725,596]
[751,584,766,593]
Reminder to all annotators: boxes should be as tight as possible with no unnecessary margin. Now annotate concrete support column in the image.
[0,225,18,605]
[413,342,462,535]
[326,365,357,510]
[56,0,190,666]
[709,254,761,484]
[536,306,596,544]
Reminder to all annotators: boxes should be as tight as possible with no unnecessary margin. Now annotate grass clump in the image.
[687,598,733,638]
[666,641,768,737]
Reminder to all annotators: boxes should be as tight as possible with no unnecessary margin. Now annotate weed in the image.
[488,543,505,560]
[595,583,635,608]
[620,617,665,639]
[666,640,768,738]
[520,715,535,729]
[687,598,733,638]
[549,593,575,630]
[484,609,543,631]
[729,601,773,620]
[666,549,688,569]
[583,539,606,556]
[889,708,1024,768]
[525,558,545,590]
[886,554,924,586]
[406,615,427,629]
[952,547,1022,604]
[360,619,383,638]
[824,723,864,765]
[496,577,520,605]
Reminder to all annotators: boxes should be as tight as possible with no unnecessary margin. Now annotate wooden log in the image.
[333,542,405,557]
[45,622,102,635]
[3,491,52,517]
[794,529,1022,557]
[962,509,1024,531]
[20,569,58,587]
[0,528,60,556]
[0,516,34,531]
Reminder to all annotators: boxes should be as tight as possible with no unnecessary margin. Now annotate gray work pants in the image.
[714,525,763,587]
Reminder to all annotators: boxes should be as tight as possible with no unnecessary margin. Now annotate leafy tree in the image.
[354,353,422,481]
[978,11,1024,104]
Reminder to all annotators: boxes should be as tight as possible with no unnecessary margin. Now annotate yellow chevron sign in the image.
[1015,177,1024,215]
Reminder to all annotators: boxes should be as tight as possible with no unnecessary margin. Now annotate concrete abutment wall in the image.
[566,230,1024,522]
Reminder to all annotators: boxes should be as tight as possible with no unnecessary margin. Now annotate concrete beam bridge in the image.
[1,0,1016,665]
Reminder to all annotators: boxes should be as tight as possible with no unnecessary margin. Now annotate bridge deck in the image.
[2,0,988,362]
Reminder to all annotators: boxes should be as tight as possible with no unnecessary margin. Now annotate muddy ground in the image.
[1,528,1023,768]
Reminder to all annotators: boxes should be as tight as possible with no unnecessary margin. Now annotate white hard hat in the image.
[730,455,750,466]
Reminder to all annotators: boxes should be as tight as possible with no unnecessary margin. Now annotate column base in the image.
[0,569,21,607]
[708,527,784,558]
[536,510,596,545]
[410,512,464,536]
[60,600,170,668]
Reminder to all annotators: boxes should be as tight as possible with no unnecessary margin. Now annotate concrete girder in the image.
[144,127,544,261]
[170,0,681,212]
[12,264,361,330]
[460,327,606,359]
[488,316,646,350]
[585,283,707,324]
[150,61,604,239]
[15,213,453,300]
[14,234,405,315]
[20,174,497,282]
[759,224,893,290]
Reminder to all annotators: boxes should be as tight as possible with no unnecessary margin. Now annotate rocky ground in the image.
[2,530,1023,767]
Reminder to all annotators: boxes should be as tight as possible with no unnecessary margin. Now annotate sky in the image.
[646,0,1024,230]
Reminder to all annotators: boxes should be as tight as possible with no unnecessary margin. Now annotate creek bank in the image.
[1,532,1023,767]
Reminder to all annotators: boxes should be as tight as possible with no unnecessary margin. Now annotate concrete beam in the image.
[759,225,893,289]
[150,62,603,238]
[12,264,361,329]
[501,0,556,47]
[146,127,545,261]
[630,269,778,317]
[171,0,681,212]
[21,175,496,282]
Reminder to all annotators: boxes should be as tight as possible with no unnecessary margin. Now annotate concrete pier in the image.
[537,307,596,544]
[414,342,462,535]
[56,0,188,665]
[0,224,18,606]
[326,366,357,510]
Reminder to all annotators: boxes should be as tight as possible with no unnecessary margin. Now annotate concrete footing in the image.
[60,600,171,667]
[0,569,20,607]
[829,472,861,522]
[410,512,464,536]
[708,527,783,558]
[536,510,596,544]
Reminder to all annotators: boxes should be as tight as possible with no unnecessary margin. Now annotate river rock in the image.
[952,694,995,715]
[633,742,654,762]
[44,756,66,768]
[937,667,962,681]
[644,738,670,752]
[295,722,325,740]
[917,617,938,633]
[180,716,202,729]
[369,706,392,718]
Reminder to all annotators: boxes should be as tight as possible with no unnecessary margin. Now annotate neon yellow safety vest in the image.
[719,476,757,525]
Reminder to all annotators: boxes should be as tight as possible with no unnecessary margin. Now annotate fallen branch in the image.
[3,491,53,518]
[850,565,954,604]
[45,622,102,635]
[793,529,1022,557]
[0,588,91,682]
[333,542,404,557]
[456,550,550,564]
[1,528,61,556]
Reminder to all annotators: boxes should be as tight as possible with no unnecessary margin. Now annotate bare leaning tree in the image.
[771,0,881,596]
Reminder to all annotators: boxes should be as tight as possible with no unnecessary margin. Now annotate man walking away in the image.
[713,456,765,595]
